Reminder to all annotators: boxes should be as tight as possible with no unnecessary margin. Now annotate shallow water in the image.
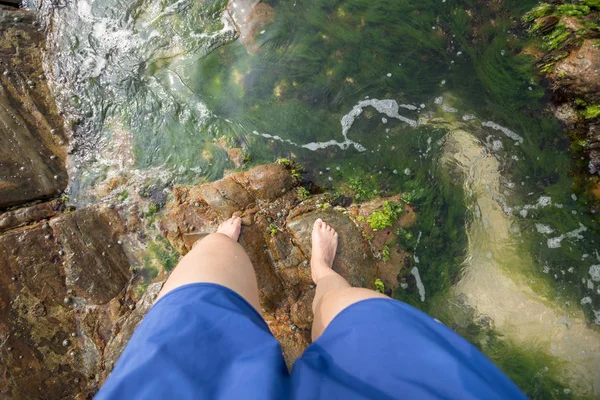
[31,0,600,396]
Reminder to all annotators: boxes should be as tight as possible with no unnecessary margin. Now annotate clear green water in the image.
[36,0,600,397]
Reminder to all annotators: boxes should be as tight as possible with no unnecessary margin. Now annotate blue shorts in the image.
[96,283,526,399]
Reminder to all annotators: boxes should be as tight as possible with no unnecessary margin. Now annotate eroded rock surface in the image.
[554,40,600,104]
[0,205,143,399]
[0,7,68,209]
[227,0,275,52]
[161,162,413,364]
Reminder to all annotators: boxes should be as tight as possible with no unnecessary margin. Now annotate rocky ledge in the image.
[160,161,415,365]
[0,6,68,209]
[523,1,600,210]
[1,162,415,398]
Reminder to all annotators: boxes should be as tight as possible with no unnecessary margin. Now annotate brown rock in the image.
[0,222,84,398]
[227,147,244,168]
[198,176,254,217]
[102,282,163,379]
[233,163,296,201]
[0,203,139,398]
[554,40,600,103]
[227,0,275,53]
[50,207,131,304]
[287,210,376,288]
[0,8,68,209]
[0,199,64,233]
[159,164,404,366]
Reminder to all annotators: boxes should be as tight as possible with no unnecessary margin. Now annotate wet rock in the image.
[0,204,135,398]
[101,282,163,379]
[0,199,64,233]
[50,207,131,304]
[554,40,600,103]
[161,163,411,365]
[227,0,275,53]
[0,7,68,209]
[0,221,84,398]
[287,210,376,288]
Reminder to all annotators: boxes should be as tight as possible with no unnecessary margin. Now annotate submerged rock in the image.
[554,40,600,104]
[0,7,68,209]
[227,0,275,53]
[160,162,412,365]
[0,204,143,398]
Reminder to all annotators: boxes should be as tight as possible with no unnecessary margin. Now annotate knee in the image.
[195,232,235,248]
[315,287,387,316]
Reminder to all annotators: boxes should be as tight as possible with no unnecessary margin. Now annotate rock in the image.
[0,204,135,398]
[0,8,68,209]
[0,221,84,398]
[287,210,376,288]
[227,147,244,168]
[0,199,64,233]
[50,207,131,304]
[101,282,163,379]
[554,40,600,103]
[160,163,412,366]
[227,0,275,53]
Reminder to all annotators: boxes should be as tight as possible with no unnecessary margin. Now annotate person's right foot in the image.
[311,218,338,284]
[217,216,242,241]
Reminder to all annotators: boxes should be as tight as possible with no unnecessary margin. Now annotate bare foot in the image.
[217,216,242,241]
[311,218,338,284]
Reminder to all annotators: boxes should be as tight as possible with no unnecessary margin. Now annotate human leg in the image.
[155,216,261,311]
[310,218,387,341]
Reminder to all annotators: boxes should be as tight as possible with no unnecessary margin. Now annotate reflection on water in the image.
[34,0,600,396]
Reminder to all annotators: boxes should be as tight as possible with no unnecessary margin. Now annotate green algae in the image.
[374,278,385,293]
[367,201,402,231]
[582,104,600,119]
[297,187,310,201]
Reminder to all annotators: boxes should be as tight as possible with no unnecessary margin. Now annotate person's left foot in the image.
[217,216,242,241]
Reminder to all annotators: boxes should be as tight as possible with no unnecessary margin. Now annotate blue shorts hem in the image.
[153,282,269,330]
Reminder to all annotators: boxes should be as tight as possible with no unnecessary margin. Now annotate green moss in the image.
[540,62,555,73]
[582,104,600,119]
[276,157,292,166]
[523,3,554,23]
[118,190,129,201]
[148,236,180,272]
[543,24,571,51]
[583,0,600,9]
[374,278,385,294]
[135,283,148,298]
[367,201,403,231]
[291,165,306,180]
[241,151,252,164]
[317,202,331,210]
[557,4,590,17]
[570,139,590,152]
[268,223,279,235]
[348,176,377,202]
[276,157,305,179]
[382,243,391,262]
[297,187,310,201]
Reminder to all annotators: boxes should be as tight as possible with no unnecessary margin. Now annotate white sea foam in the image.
[481,121,523,143]
[536,223,554,234]
[547,224,588,249]
[411,266,426,302]
[590,265,600,282]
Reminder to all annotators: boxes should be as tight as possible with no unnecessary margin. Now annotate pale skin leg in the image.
[155,215,386,341]
[155,216,261,311]
[310,218,388,341]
